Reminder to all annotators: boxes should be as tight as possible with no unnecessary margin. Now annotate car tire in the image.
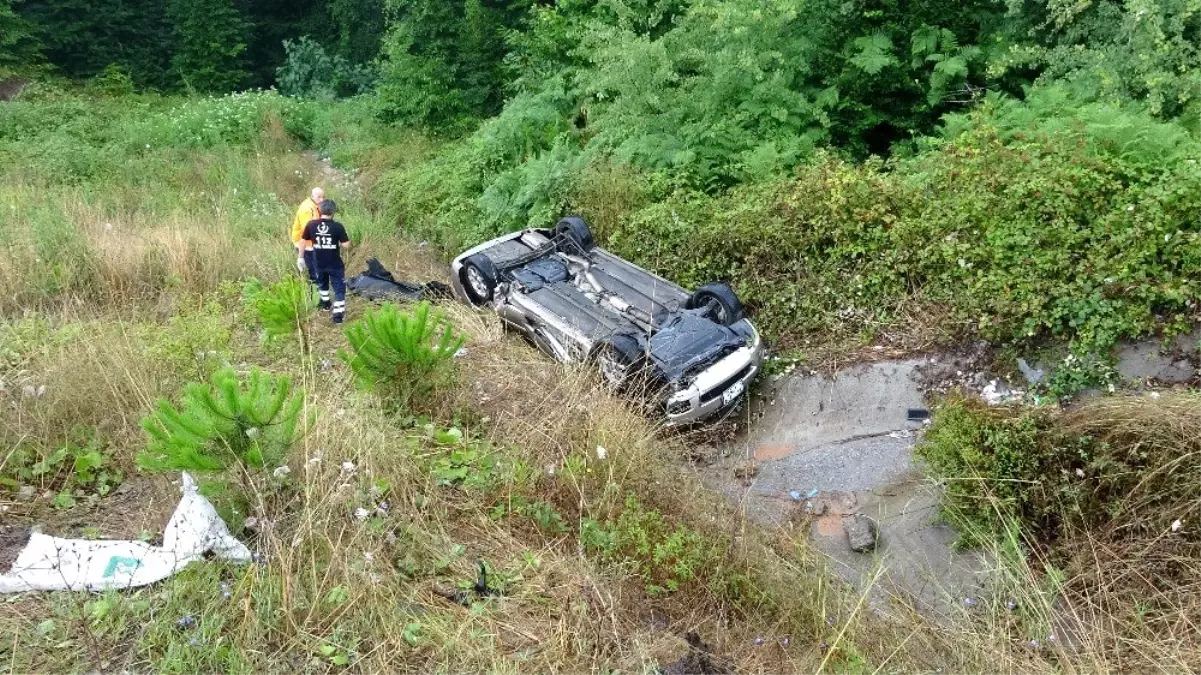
[686,283,745,326]
[460,254,498,306]
[596,334,646,388]
[555,216,594,253]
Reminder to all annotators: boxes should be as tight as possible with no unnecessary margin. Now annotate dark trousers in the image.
[303,250,319,284]
[317,266,347,315]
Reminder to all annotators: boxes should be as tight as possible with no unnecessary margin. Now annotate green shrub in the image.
[916,397,1096,548]
[136,367,308,474]
[339,302,465,410]
[581,495,720,596]
[276,37,375,101]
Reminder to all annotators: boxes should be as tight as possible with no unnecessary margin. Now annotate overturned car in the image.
[450,217,763,425]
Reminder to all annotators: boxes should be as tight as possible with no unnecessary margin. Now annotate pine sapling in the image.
[252,275,313,348]
[136,367,308,474]
[339,301,465,410]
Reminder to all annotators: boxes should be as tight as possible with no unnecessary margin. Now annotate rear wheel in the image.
[555,216,594,253]
[686,283,745,326]
[460,254,498,305]
[596,335,644,388]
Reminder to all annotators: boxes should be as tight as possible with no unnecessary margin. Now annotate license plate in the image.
[722,380,745,406]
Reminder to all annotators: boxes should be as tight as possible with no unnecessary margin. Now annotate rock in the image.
[16,485,36,502]
[843,514,878,553]
[732,463,759,480]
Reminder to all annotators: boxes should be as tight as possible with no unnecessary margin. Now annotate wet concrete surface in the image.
[697,356,988,615]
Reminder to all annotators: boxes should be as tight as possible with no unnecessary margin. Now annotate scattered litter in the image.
[353,507,370,521]
[981,380,1024,405]
[272,465,290,478]
[595,445,608,460]
[454,347,469,359]
[789,490,802,502]
[347,258,454,302]
[0,473,251,593]
[806,488,819,499]
[1172,519,1183,532]
[431,561,498,607]
[887,430,914,439]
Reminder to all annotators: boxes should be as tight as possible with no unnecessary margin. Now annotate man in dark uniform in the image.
[301,199,352,323]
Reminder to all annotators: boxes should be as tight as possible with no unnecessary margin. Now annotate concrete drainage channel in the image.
[694,330,1201,617]
[698,357,987,616]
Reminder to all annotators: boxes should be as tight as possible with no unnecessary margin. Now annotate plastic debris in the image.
[0,473,251,593]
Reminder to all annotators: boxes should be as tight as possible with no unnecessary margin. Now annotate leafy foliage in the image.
[0,0,43,73]
[168,0,251,93]
[0,429,123,508]
[136,367,307,473]
[581,495,719,596]
[276,37,376,100]
[339,301,465,410]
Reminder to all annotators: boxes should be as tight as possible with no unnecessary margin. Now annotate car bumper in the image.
[663,340,764,425]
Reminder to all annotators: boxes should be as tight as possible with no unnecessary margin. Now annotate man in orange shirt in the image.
[291,187,324,283]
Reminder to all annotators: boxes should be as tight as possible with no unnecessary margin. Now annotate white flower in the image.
[596,445,608,460]
[104,223,113,232]
[353,507,369,521]
[341,461,356,474]
[1172,519,1183,532]
[363,551,374,563]
[244,427,260,438]
[145,143,151,149]
[1075,468,1085,478]
[272,465,291,478]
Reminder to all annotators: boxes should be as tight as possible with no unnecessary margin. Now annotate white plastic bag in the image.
[0,473,251,593]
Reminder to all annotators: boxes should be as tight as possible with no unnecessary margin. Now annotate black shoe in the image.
[318,300,332,312]
[332,312,344,324]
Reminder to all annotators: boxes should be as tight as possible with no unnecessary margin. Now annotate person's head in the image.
[319,199,337,219]
[310,187,325,204]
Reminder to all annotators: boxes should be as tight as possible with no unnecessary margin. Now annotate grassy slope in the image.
[0,90,1197,673]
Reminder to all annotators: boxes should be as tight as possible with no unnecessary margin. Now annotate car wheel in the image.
[686,283,745,326]
[596,335,644,388]
[555,216,594,253]
[460,254,498,305]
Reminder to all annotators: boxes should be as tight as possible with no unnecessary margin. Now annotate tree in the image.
[376,0,533,129]
[328,0,387,64]
[168,0,252,92]
[15,0,173,88]
[0,0,43,72]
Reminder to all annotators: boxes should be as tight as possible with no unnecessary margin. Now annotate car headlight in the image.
[667,399,692,415]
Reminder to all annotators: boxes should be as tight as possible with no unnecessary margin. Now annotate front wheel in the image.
[686,283,745,326]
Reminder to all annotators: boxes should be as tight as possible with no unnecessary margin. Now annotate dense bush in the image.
[277,37,375,101]
[919,394,1201,582]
